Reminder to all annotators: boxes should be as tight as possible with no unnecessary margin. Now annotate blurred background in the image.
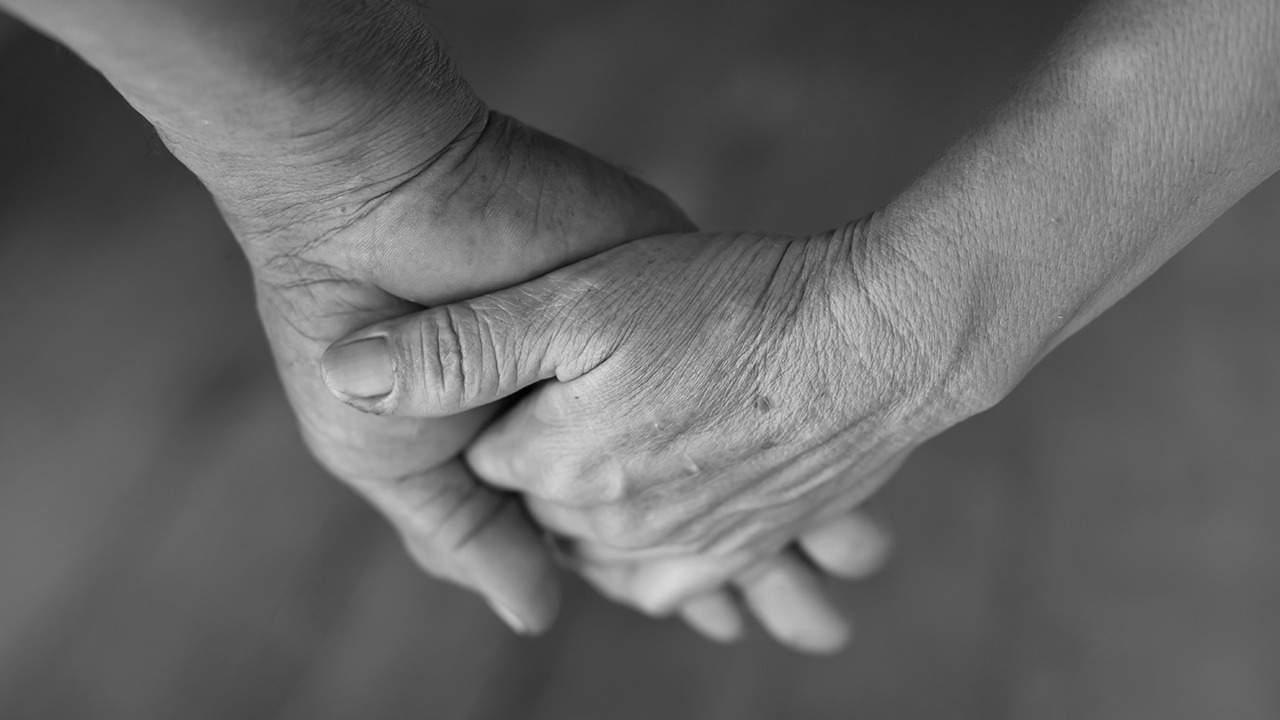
[2,0,1279,718]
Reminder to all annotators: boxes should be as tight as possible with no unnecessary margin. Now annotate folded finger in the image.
[357,458,560,636]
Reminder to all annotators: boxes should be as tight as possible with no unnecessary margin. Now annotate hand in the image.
[231,109,697,634]
[217,102,885,644]
[8,0,900,643]
[320,224,972,640]
[242,116,888,647]
[575,508,893,652]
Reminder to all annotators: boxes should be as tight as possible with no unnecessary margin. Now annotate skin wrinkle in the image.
[615,395,837,553]
[697,446,901,557]
[441,303,470,408]
[501,221,931,558]
[828,227,949,420]
[415,307,452,411]
[476,302,511,410]
[180,4,474,213]
[259,293,336,346]
[406,0,1280,632]
[75,0,1271,643]
[394,468,482,538]
[413,108,493,205]
[543,280,622,380]
[747,239,807,339]
[230,150,443,267]
[15,0,749,637]
[255,251,349,291]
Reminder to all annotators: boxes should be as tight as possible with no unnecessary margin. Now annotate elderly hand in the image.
[239,114,897,647]
[238,108,699,634]
[5,0,893,645]
[320,223,965,646]
[249,113,896,649]
[319,0,1280,648]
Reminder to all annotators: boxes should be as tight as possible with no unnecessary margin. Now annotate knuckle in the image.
[537,462,590,507]
[393,471,503,556]
[537,453,630,508]
[439,304,485,407]
[589,504,665,551]
[401,535,452,582]
[401,303,498,412]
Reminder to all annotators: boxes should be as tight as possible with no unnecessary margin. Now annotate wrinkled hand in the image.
[571,508,892,652]
[224,108,698,633]
[14,0,898,649]
[322,225,964,648]
[217,105,886,644]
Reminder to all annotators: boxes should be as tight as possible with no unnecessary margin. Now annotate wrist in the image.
[818,216,1009,440]
[830,190,1054,433]
[242,108,694,304]
[182,3,483,224]
[20,0,484,231]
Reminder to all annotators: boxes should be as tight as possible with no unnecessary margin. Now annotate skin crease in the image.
[326,226,932,616]
[1,0,887,650]
[324,0,1280,613]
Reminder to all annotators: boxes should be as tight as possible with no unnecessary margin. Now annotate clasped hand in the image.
[18,0,927,651]
[16,0,1274,663]
[324,216,963,651]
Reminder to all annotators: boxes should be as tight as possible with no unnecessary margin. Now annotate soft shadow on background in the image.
[2,1,1279,718]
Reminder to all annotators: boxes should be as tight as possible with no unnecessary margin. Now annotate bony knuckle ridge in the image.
[537,455,594,507]
[591,504,664,551]
[539,453,629,508]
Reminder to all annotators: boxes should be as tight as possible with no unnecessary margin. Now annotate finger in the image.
[737,553,851,655]
[319,271,616,418]
[468,382,643,511]
[526,497,684,558]
[677,591,745,644]
[797,510,892,580]
[576,558,639,607]
[523,496,597,542]
[464,381,579,495]
[356,458,560,635]
[575,544,757,615]
[625,552,755,615]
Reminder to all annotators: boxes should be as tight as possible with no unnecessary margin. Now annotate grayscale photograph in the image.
[0,0,1277,718]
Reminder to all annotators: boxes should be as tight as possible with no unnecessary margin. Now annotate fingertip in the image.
[796,616,852,655]
[488,598,533,635]
[629,553,752,617]
[379,463,563,638]
[799,511,893,580]
[678,592,745,644]
[470,501,563,636]
[739,554,853,655]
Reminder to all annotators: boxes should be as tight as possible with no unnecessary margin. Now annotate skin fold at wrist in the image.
[8,0,485,236]
[819,217,1004,440]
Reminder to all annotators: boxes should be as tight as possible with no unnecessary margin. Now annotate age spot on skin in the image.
[754,395,773,413]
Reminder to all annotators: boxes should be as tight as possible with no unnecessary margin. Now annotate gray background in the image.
[2,1,1279,718]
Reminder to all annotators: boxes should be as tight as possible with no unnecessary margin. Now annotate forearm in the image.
[1,0,478,214]
[874,0,1280,412]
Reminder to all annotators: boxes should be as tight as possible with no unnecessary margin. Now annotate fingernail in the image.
[322,337,393,399]
[488,600,529,635]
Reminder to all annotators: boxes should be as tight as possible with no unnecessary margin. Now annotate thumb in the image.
[319,276,614,417]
